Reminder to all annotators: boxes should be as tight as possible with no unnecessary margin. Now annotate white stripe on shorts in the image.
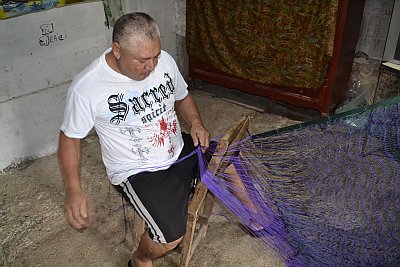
[122,180,167,243]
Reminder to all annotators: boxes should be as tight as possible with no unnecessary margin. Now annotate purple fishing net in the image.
[198,98,400,266]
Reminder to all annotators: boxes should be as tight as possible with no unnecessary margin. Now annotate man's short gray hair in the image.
[112,12,160,46]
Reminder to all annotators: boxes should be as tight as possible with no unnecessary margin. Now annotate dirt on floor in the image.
[0,88,319,267]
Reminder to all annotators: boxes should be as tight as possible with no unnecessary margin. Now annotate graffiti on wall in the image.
[38,23,67,46]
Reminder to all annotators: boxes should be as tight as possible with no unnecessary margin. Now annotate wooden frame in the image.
[180,115,250,266]
[130,116,250,267]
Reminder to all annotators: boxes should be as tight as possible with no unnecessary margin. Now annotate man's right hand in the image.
[64,191,91,230]
[58,131,91,230]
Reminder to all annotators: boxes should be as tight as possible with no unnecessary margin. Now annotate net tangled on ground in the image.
[198,97,400,267]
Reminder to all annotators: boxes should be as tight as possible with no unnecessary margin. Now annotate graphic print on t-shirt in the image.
[108,94,129,125]
[120,127,149,163]
[120,127,142,142]
[131,144,150,163]
[106,72,179,162]
[107,73,175,125]
[147,116,178,154]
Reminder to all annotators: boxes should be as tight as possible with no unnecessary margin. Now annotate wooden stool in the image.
[131,116,250,267]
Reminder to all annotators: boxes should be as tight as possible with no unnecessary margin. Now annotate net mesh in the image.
[198,97,400,267]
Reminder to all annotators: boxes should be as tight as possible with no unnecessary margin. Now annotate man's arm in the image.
[58,131,91,230]
[175,93,210,151]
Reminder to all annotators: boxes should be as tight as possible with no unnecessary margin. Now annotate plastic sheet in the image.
[335,53,380,114]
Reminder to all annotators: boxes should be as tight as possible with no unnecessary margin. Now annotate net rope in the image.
[197,97,400,266]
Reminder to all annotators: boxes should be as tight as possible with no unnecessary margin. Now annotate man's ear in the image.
[111,42,121,60]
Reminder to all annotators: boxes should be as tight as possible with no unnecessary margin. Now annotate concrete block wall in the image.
[0,1,110,171]
[356,0,395,59]
[175,0,189,79]
[338,0,397,110]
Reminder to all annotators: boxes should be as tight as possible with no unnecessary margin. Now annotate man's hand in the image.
[190,122,210,153]
[64,191,91,230]
[175,94,211,152]
[58,131,91,231]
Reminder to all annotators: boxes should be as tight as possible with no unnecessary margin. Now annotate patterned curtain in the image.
[186,0,339,90]
[102,0,124,27]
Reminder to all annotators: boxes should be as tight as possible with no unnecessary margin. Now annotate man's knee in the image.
[162,236,183,251]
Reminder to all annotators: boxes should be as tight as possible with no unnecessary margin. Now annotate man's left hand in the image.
[190,122,210,153]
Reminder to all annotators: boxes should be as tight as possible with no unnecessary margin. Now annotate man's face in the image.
[112,37,161,81]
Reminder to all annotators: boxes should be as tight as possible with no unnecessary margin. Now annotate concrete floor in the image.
[0,85,320,267]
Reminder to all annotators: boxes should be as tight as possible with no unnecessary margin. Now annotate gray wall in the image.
[0,1,110,171]
[336,0,396,112]
[0,0,185,172]
[356,0,395,59]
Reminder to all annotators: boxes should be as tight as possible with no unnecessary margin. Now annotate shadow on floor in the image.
[190,82,321,122]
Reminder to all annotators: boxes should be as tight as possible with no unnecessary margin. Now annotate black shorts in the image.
[114,133,201,244]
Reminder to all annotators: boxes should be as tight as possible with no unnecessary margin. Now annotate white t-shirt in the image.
[61,49,188,185]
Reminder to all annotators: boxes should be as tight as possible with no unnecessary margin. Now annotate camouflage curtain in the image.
[186,0,339,90]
